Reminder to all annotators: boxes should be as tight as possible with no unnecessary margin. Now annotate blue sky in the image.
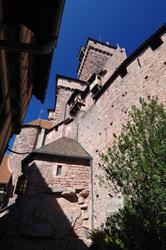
[8,0,166,148]
[25,0,166,123]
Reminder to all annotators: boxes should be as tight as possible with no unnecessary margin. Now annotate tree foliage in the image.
[94,98,166,250]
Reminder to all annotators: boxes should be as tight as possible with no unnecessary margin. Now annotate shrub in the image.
[98,98,166,250]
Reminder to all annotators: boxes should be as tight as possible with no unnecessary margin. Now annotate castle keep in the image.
[1,23,166,248]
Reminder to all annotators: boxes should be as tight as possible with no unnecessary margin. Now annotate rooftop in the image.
[23,137,92,166]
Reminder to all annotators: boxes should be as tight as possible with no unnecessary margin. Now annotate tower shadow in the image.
[0,163,90,250]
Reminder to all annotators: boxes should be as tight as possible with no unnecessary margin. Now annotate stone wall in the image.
[23,160,90,245]
[0,195,89,250]
[44,125,64,145]
[102,47,126,83]
[48,87,73,124]
[62,33,166,227]
[56,77,87,90]
[9,127,39,203]
[26,160,89,194]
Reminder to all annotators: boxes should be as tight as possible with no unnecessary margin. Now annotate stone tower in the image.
[77,38,126,82]
[48,75,87,124]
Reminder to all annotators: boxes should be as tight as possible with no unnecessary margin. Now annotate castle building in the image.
[1,23,166,248]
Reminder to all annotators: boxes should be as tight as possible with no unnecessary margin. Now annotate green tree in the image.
[100,98,166,250]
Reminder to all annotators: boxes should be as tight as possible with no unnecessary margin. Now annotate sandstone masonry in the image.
[8,24,166,236]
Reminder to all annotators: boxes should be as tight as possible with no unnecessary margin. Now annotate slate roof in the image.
[25,137,92,166]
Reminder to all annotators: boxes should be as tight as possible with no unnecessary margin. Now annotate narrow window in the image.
[56,165,62,176]
[137,58,142,67]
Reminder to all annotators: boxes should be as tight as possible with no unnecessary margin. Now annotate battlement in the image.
[56,75,87,91]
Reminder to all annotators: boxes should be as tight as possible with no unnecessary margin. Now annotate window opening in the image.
[56,165,62,176]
